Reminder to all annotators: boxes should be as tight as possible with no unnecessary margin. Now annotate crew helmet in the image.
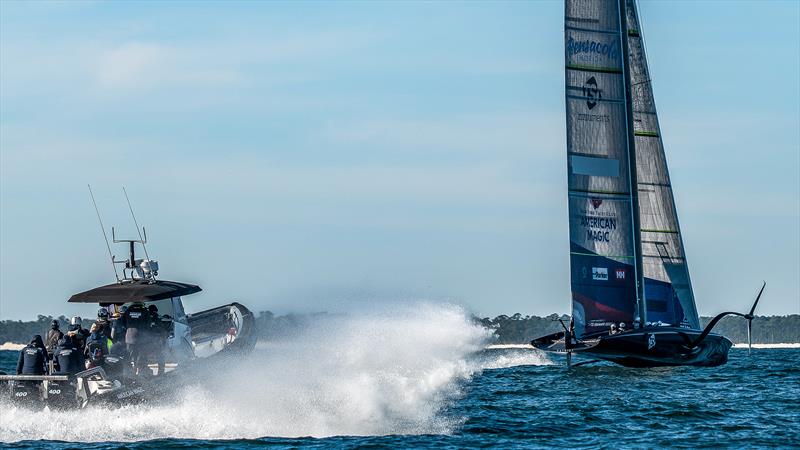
[51,319,59,329]
[97,308,109,319]
[70,316,82,326]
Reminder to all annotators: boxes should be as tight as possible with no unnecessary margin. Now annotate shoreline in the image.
[0,342,25,351]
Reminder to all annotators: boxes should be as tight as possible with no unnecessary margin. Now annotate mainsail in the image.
[564,0,700,337]
[625,0,700,329]
[564,0,641,337]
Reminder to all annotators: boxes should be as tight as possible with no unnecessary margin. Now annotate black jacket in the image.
[54,339,85,375]
[110,317,126,343]
[94,319,113,342]
[16,336,47,375]
[124,304,151,344]
[67,325,90,352]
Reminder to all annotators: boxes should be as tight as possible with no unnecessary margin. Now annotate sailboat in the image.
[531,0,764,367]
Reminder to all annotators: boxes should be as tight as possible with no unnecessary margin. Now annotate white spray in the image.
[0,302,550,442]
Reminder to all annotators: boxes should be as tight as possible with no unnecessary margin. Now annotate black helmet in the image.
[98,307,109,319]
[148,305,158,313]
[51,319,59,329]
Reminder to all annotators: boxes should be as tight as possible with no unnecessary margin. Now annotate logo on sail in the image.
[615,268,626,280]
[592,267,608,281]
[583,76,601,110]
[567,37,619,62]
[580,215,617,242]
[590,197,603,209]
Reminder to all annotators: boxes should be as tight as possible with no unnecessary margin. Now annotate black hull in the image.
[533,327,733,367]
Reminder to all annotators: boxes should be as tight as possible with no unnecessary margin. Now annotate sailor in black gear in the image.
[110,307,127,343]
[94,308,111,338]
[123,302,152,374]
[45,319,64,357]
[94,308,113,343]
[67,316,90,353]
[53,335,85,376]
[16,335,48,375]
[84,324,108,368]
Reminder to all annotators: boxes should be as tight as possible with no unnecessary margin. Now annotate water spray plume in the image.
[0,303,550,442]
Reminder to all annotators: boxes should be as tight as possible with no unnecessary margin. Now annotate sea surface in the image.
[1,305,798,449]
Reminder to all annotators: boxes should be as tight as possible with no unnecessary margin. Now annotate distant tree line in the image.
[0,315,95,345]
[699,315,800,345]
[1,312,798,346]
[478,313,569,344]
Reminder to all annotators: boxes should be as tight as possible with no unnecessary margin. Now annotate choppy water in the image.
[1,303,798,449]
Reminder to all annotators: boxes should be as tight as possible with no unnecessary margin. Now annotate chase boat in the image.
[1,225,257,408]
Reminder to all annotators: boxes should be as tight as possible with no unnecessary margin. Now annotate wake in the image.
[0,302,550,442]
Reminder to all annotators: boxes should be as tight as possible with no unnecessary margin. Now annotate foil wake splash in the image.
[0,303,550,442]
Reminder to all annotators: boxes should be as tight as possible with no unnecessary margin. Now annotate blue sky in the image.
[1,1,798,320]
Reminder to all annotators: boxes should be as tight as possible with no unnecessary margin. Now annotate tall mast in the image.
[618,0,647,325]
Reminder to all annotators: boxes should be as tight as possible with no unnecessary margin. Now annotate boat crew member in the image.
[110,307,127,343]
[94,308,111,354]
[45,319,64,358]
[16,335,48,375]
[123,302,151,375]
[67,316,90,353]
[84,323,108,369]
[53,335,85,376]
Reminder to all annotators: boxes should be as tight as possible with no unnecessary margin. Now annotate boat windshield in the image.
[105,298,186,322]
[113,299,175,318]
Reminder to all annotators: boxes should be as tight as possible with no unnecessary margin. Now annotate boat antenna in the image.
[123,186,150,261]
[88,184,120,282]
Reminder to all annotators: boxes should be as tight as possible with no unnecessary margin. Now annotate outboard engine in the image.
[10,380,43,408]
[44,379,78,410]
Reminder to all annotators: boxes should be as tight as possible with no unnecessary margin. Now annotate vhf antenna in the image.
[123,186,150,261]
[88,184,120,282]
